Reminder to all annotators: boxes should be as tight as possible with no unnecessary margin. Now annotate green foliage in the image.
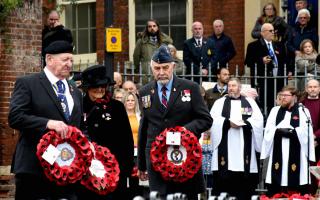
[0,0,23,26]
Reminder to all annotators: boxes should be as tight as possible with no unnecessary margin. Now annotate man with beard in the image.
[261,85,315,196]
[133,19,173,84]
[205,67,230,110]
[137,45,212,200]
[209,78,264,200]
[301,79,320,160]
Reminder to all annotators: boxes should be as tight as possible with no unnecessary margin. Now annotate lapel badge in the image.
[102,113,111,121]
[173,88,176,92]
[142,95,151,108]
[181,89,191,102]
[151,89,155,94]
[207,49,212,56]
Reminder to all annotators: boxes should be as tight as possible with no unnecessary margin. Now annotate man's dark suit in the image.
[245,38,288,113]
[8,71,82,199]
[183,38,215,83]
[138,75,212,199]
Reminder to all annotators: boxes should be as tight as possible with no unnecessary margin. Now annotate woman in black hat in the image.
[78,65,134,200]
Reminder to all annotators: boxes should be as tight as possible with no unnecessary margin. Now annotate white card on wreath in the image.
[42,144,60,165]
[166,132,181,146]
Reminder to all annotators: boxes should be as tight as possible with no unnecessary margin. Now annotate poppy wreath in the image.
[36,126,93,185]
[81,142,120,195]
[150,126,202,183]
[260,193,313,200]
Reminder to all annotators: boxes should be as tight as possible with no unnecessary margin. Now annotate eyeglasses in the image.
[279,94,293,97]
[264,29,275,33]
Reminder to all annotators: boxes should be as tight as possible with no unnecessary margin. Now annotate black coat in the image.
[83,94,134,179]
[8,72,83,176]
[138,76,213,196]
[183,38,216,82]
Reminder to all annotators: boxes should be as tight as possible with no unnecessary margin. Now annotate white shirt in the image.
[44,67,74,115]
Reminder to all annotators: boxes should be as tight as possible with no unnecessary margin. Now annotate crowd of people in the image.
[7,1,320,199]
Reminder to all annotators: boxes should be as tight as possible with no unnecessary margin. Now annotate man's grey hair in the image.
[298,8,310,18]
[213,19,224,26]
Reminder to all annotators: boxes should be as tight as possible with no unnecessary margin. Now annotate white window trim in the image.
[128,0,193,61]
[57,0,97,67]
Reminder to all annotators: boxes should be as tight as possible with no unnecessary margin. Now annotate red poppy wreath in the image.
[81,142,120,195]
[36,126,93,185]
[150,126,202,183]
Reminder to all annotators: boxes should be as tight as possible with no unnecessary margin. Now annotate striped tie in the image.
[161,86,168,108]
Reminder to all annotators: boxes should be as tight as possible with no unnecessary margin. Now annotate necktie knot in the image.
[161,86,167,92]
[197,40,201,46]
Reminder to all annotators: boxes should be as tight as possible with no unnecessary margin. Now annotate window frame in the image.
[128,0,193,61]
[57,0,97,68]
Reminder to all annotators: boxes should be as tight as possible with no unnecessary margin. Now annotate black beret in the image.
[152,45,174,64]
[44,40,73,55]
[81,65,115,88]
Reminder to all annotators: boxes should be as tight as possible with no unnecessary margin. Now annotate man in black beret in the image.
[9,40,82,199]
[137,45,213,199]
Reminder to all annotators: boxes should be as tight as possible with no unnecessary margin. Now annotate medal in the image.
[142,95,151,108]
[181,89,191,102]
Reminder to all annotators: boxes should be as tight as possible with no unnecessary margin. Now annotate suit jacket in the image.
[138,75,213,195]
[245,38,289,77]
[205,85,228,111]
[8,72,83,176]
[183,38,215,78]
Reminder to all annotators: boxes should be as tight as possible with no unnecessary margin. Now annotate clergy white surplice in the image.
[210,96,264,173]
[261,106,315,186]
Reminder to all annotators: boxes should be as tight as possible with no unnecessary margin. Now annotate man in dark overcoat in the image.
[8,40,82,200]
[137,45,213,200]
[245,23,289,114]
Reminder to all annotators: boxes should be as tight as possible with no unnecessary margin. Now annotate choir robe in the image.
[261,106,315,186]
[210,96,264,173]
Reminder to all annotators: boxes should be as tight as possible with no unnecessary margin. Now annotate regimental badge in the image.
[220,156,226,166]
[181,89,191,102]
[241,107,253,116]
[291,164,297,172]
[274,162,279,170]
[60,147,74,161]
[167,145,187,165]
[142,95,151,108]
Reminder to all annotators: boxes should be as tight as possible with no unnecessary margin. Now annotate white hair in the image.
[298,8,310,18]
[213,19,224,26]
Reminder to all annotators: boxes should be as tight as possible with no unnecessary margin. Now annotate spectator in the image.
[289,0,316,28]
[113,88,127,102]
[42,10,73,67]
[209,78,264,200]
[301,79,320,160]
[122,80,138,95]
[8,41,81,200]
[80,65,134,200]
[133,19,173,84]
[168,44,185,75]
[209,19,236,68]
[261,85,315,196]
[251,3,288,43]
[295,39,318,91]
[205,67,230,110]
[183,21,216,83]
[114,72,123,89]
[287,9,318,57]
[138,45,212,199]
[245,23,288,113]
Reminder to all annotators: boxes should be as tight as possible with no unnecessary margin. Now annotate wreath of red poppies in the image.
[36,126,93,185]
[150,126,202,183]
[81,142,120,195]
[260,193,313,200]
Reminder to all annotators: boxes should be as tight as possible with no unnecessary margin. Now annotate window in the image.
[64,2,96,54]
[135,0,187,50]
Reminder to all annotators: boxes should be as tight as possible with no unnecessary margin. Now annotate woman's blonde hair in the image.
[123,91,140,114]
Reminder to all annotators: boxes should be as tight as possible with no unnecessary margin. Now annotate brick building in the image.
[0,0,319,197]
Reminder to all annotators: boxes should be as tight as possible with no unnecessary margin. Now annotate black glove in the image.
[276,128,294,138]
